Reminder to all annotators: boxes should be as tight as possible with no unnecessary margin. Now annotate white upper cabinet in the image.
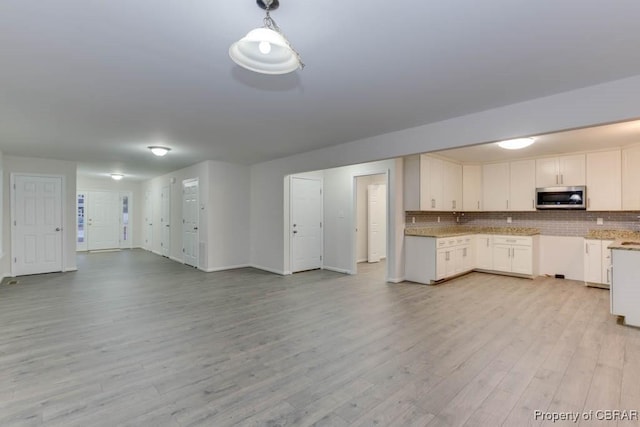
[403,155,420,211]
[418,155,463,212]
[442,160,462,211]
[509,159,536,211]
[482,162,510,211]
[420,155,444,211]
[586,150,621,211]
[622,145,640,210]
[462,164,482,211]
[536,154,586,187]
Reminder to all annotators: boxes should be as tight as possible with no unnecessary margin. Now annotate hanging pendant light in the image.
[229,0,304,75]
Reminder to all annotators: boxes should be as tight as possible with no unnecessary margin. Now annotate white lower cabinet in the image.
[490,236,535,275]
[405,235,474,284]
[405,233,536,284]
[584,239,614,287]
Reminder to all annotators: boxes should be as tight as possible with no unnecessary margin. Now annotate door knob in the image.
[193,227,198,230]
[55,227,61,231]
[293,230,298,234]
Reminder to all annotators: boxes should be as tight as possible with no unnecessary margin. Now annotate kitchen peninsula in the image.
[405,226,540,284]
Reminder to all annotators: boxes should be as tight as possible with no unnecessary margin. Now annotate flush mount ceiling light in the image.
[229,0,304,75]
[497,137,536,150]
[111,173,124,181]
[148,146,171,157]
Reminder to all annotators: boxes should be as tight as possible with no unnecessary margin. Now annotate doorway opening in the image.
[354,173,388,278]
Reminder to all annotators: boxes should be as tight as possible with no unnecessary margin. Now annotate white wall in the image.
[321,160,400,278]
[2,155,78,277]
[141,160,250,272]
[538,236,585,281]
[356,174,386,263]
[250,75,640,280]
[76,176,143,248]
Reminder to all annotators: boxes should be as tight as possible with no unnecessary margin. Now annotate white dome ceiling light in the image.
[229,0,304,75]
[497,137,536,150]
[148,146,171,157]
[110,173,124,181]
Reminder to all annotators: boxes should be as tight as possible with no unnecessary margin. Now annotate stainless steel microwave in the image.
[536,186,586,209]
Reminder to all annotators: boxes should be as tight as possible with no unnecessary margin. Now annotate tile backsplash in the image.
[405,210,640,237]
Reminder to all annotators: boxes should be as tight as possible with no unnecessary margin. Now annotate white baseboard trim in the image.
[323,266,351,274]
[151,250,163,256]
[64,267,78,272]
[357,258,367,263]
[169,256,183,263]
[201,264,251,273]
[249,264,287,275]
[387,276,405,283]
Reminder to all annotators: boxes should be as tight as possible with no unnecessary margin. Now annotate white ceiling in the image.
[435,120,640,163]
[2,0,640,180]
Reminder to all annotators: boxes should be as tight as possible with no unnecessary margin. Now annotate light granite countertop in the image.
[584,229,640,251]
[405,226,540,238]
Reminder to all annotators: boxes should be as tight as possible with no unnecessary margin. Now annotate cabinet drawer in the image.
[492,236,532,246]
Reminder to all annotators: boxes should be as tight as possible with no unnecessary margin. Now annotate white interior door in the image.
[13,175,63,276]
[87,191,120,250]
[182,180,199,268]
[161,185,171,257]
[144,191,153,250]
[291,177,322,273]
[367,184,386,263]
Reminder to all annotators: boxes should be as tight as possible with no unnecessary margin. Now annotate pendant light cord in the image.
[262,1,305,69]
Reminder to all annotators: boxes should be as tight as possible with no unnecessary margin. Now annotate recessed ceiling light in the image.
[148,146,171,157]
[111,173,124,181]
[497,137,536,150]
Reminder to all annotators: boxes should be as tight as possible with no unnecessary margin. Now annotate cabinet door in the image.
[492,244,512,272]
[511,246,532,275]
[482,163,510,211]
[475,235,493,270]
[509,159,536,211]
[558,154,586,186]
[461,245,473,271]
[443,160,462,211]
[436,249,448,280]
[622,146,640,210]
[462,165,482,211]
[584,239,603,284]
[536,157,559,187]
[601,240,614,285]
[420,155,443,210]
[586,150,621,211]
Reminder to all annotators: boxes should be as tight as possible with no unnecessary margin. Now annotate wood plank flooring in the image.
[0,250,638,426]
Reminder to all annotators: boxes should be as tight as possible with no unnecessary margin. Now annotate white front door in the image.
[182,180,199,268]
[144,191,153,250]
[13,175,63,276]
[87,191,120,250]
[291,177,322,273]
[367,184,386,263]
[161,185,171,257]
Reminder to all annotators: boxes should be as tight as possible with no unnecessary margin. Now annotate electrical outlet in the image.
[597,218,604,225]
[437,216,440,223]
[507,217,512,224]
[412,217,415,224]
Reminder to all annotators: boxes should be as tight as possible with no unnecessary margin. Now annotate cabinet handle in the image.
[506,200,509,209]
[606,268,610,284]
[587,198,590,209]
[585,243,589,254]
[463,248,467,257]
[560,174,564,184]
[431,198,435,209]
[555,174,559,185]
[486,238,489,247]
[446,251,450,261]
[452,200,456,210]
[532,199,534,209]
[477,201,480,210]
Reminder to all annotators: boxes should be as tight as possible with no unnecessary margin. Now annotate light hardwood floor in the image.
[0,250,638,427]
